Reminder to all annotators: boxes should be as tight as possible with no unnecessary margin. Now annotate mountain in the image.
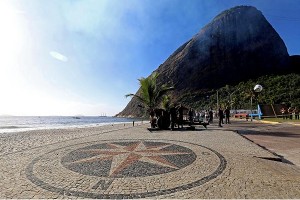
[117,6,296,117]
[289,55,300,74]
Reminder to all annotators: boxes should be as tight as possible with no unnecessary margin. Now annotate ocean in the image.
[0,116,139,134]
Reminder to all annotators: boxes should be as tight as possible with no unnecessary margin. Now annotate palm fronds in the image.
[125,72,174,111]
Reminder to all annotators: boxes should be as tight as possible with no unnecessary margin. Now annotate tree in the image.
[161,95,171,111]
[125,72,174,113]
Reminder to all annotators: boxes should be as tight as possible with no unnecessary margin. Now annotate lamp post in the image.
[228,88,241,110]
[216,91,219,109]
[250,84,263,121]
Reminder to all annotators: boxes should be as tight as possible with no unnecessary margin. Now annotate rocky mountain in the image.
[289,55,300,74]
[117,6,297,117]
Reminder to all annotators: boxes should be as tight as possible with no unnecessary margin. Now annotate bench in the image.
[183,120,209,129]
[233,113,249,120]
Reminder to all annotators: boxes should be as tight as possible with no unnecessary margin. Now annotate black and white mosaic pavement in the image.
[26,139,226,198]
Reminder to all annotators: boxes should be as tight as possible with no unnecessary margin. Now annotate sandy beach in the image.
[0,121,300,198]
[0,122,141,156]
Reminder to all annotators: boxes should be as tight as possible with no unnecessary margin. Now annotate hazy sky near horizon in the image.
[0,0,299,116]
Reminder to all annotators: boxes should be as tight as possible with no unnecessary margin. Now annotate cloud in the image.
[49,51,68,62]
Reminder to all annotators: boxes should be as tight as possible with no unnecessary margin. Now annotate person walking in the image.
[149,109,157,128]
[188,108,194,126]
[288,107,293,120]
[218,107,224,127]
[170,105,177,130]
[280,107,286,119]
[209,109,213,123]
[177,104,184,129]
[224,107,230,124]
[204,110,209,122]
[294,106,299,120]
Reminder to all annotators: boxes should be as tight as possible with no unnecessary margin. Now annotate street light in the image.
[228,88,241,110]
[250,84,263,121]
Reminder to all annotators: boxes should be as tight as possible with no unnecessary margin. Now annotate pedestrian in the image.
[209,109,213,123]
[170,105,177,130]
[195,110,200,122]
[204,110,209,122]
[188,108,194,126]
[288,107,293,120]
[177,104,184,129]
[218,107,224,127]
[294,106,299,120]
[149,109,157,128]
[224,107,230,124]
[280,107,286,119]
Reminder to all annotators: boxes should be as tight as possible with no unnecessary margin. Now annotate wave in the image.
[0,116,141,134]
[0,126,29,129]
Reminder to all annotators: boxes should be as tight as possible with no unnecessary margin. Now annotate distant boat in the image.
[99,113,107,117]
[72,117,80,119]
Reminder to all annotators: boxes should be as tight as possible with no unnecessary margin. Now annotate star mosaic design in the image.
[64,141,192,177]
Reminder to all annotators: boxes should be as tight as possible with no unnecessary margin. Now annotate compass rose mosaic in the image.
[26,139,226,198]
[61,141,196,178]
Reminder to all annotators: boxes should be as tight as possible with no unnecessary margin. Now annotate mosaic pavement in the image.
[26,139,226,198]
[1,124,300,198]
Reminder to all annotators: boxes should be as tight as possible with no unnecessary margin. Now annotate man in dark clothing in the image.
[177,104,184,129]
[170,105,177,130]
[224,107,230,124]
[188,108,194,126]
[209,109,213,123]
[294,107,299,120]
[218,107,224,127]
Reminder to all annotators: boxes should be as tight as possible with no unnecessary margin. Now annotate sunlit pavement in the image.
[0,123,300,198]
[226,118,300,167]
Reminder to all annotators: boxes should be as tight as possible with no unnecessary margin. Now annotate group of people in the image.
[280,106,300,120]
[217,107,231,127]
[149,104,233,129]
[149,104,186,129]
[192,109,214,123]
[170,104,185,130]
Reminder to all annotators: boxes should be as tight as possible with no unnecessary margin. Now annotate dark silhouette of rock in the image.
[117,6,292,117]
[289,55,300,74]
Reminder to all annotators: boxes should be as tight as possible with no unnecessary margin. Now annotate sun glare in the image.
[0,1,27,115]
[0,1,24,57]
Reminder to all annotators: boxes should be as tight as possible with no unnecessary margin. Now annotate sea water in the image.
[0,116,139,134]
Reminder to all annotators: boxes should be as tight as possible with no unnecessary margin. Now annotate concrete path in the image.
[0,123,300,198]
[224,119,300,167]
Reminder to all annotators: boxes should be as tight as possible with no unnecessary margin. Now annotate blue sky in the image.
[0,0,299,116]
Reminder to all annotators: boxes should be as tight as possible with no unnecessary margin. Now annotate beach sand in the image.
[0,122,300,198]
[0,122,141,156]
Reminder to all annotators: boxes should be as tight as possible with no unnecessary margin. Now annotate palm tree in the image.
[125,72,174,113]
[161,95,171,111]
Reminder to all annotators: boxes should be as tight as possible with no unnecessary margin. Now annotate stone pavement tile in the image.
[0,124,299,199]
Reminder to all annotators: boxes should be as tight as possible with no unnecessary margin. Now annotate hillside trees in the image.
[180,74,300,110]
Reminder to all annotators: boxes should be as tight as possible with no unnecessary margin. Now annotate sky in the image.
[0,0,299,116]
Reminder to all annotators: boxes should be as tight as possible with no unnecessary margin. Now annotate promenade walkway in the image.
[0,123,299,198]
[226,119,300,166]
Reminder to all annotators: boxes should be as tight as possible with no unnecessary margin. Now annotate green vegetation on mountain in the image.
[179,73,300,110]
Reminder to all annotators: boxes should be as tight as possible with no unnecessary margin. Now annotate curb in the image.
[259,120,279,124]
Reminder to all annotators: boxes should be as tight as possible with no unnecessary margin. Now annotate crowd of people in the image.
[149,104,300,130]
[150,104,233,129]
[280,106,300,120]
